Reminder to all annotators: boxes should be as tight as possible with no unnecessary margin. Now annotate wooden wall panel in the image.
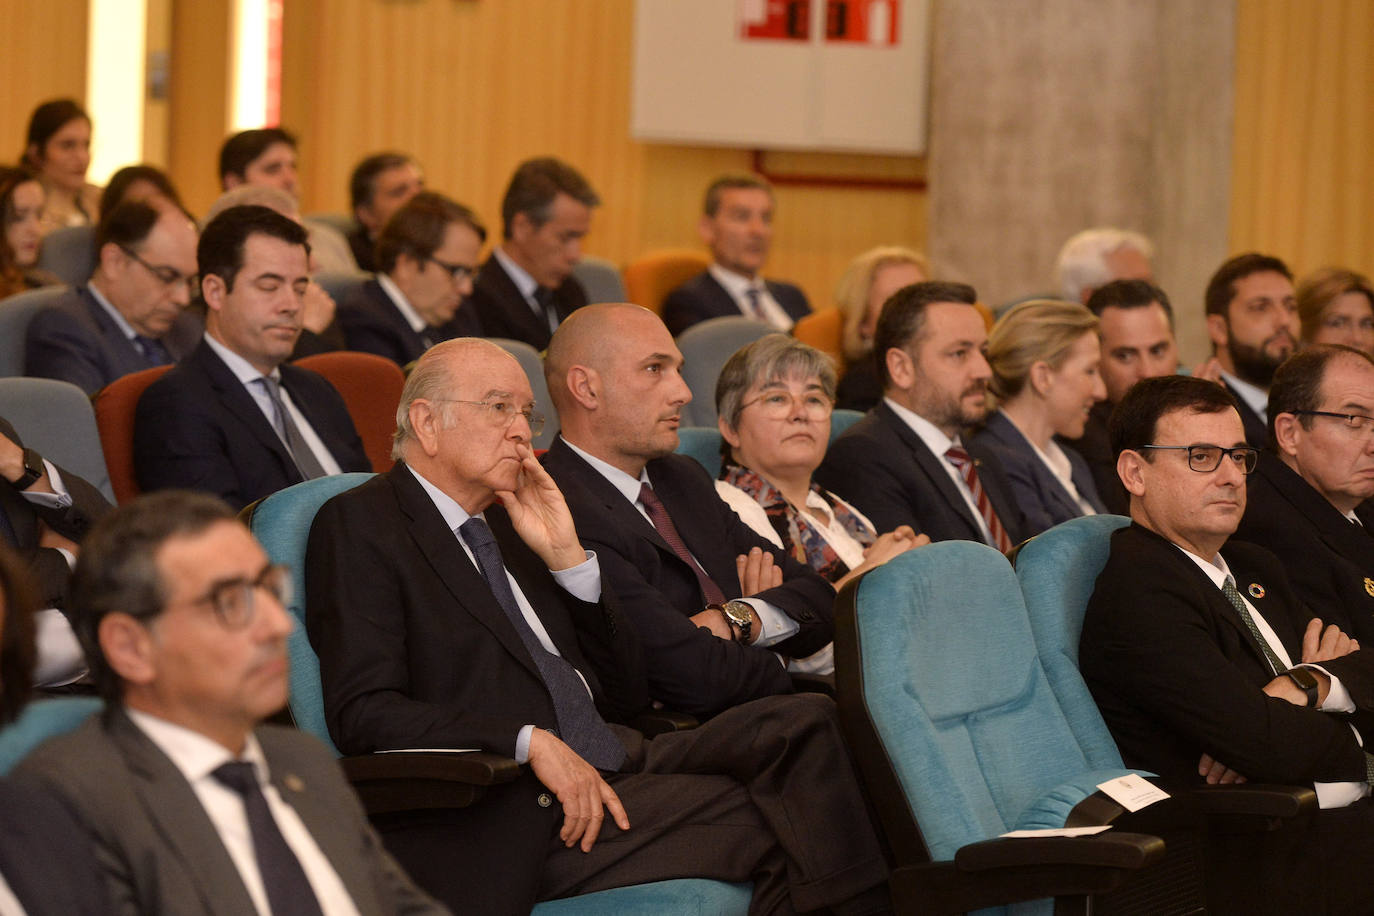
[0,1,89,161]
[280,0,928,310]
[167,0,234,217]
[1230,0,1374,280]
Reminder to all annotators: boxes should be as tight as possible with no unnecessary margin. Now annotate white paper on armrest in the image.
[1096,773,1170,812]
[375,748,482,754]
[999,825,1112,838]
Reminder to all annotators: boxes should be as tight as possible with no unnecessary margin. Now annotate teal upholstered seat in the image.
[0,697,102,776]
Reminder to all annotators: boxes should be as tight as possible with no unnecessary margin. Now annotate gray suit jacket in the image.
[16,709,448,916]
[24,286,202,395]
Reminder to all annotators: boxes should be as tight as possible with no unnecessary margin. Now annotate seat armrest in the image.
[1186,783,1316,818]
[790,672,835,696]
[340,751,522,816]
[954,832,1165,872]
[630,709,698,736]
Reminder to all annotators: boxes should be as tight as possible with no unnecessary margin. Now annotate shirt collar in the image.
[126,707,269,785]
[884,396,958,457]
[1174,543,1235,588]
[204,332,280,385]
[86,282,140,342]
[406,463,478,533]
[1221,371,1269,421]
[708,262,761,295]
[493,246,539,299]
[560,436,649,505]
[376,272,430,334]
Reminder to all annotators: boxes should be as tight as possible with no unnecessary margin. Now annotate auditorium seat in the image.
[36,225,96,287]
[92,365,174,504]
[0,286,67,377]
[676,317,773,426]
[791,306,845,369]
[572,255,628,304]
[622,249,710,315]
[0,376,114,502]
[294,351,405,472]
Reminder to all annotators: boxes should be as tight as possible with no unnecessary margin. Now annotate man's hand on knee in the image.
[528,728,630,852]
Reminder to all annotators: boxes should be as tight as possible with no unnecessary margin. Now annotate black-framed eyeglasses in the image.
[119,245,197,294]
[1291,410,1374,434]
[439,398,545,436]
[426,256,478,283]
[1137,444,1259,474]
[188,563,293,630]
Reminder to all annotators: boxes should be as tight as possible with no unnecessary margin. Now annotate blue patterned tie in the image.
[459,517,626,772]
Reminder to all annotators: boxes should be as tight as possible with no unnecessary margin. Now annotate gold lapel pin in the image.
[284,774,305,793]
[1247,583,1265,599]
[1363,577,1374,598]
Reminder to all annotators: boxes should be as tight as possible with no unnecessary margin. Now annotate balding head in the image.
[546,304,691,477]
[396,338,537,512]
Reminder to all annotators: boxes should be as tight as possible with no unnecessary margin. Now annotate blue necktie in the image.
[459,516,625,772]
[133,334,172,366]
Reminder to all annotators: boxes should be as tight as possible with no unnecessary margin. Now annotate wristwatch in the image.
[1284,667,1320,707]
[8,447,43,490]
[712,600,755,644]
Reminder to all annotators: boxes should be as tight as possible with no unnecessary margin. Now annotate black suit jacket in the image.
[1223,379,1270,448]
[814,401,1030,546]
[24,286,202,395]
[1061,400,1128,516]
[0,416,111,610]
[133,340,369,510]
[661,270,810,337]
[467,254,586,350]
[1234,451,1374,645]
[305,464,648,913]
[335,279,465,368]
[542,439,835,717]
[1081,523,1374,787]
[968,410,1106,537]
[0,779,109,915]
[346,225,377,273]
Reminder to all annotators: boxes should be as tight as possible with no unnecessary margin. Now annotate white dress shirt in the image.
[0,871,25,916]
[376,272,431,334]
[18,460,87,687]
[560,437,799,650]
[87,282,144,349]
[883,397,996,545]
[126,710,361,916]
[1178,547,1367,808]
[1220,371,1269,423]
[203,333,343,476]
[406,464,601,763]
[493,246,558,335]
[708,264,795,331]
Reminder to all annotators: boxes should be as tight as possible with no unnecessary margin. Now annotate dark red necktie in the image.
[944,446,1013,553]
[638,482,726,605]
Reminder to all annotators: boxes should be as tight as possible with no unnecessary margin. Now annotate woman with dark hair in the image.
[0,165,58,299]
[1296,266,1374,356]
[21,98,101,235]
[98,163,186,223]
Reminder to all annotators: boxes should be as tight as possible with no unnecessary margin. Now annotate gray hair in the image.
[715,334,837,432]
[392,349,459,459]
[204,185,298,225]
[1054,227,1154,303]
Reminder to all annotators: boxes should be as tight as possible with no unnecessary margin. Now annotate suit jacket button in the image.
[537,793,553,808]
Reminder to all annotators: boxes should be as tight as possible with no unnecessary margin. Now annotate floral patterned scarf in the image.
[720,463,875,583]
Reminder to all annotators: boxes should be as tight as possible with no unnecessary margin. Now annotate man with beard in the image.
[1203,253,1299,447]
[815,281,1029,547]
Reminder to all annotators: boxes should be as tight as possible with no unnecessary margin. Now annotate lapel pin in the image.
[283,773,305,793]
[1247,583,1265,599]
[1364,577,1374,598]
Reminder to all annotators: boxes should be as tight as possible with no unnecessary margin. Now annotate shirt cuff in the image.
[1303,664,1355,713]
[552,551,601,603]
[20,460,71,509]
[516,725,535,764]
[739,598,799,647]
[32,607,87,687]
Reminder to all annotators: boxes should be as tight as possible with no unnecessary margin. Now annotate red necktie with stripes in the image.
[944,445,1013,553]
[639,482,727,605]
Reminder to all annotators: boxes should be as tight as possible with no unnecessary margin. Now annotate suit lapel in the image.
[1221,552,1302,668]
[877,403,983,541]
[648,458,740,593]
[549,440,681,568]
[195,343,301,479]
[701,272,741,320]
[81,287,150,376]
[109,710,258,915]
[388,464,545,683]
[370,281,431,361]
[483,257,545,345]
[278,365,343,465]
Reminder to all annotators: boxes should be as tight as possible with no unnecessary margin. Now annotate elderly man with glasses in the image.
[1080,374,1374,914]
[25,198,203,394]
[15,490,449,914]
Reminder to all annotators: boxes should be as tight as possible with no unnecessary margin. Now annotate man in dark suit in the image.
[816,281,1029,547]
[467,157,596,349]
[346,152,425,273]
[337,191,484,366]
[1081,375,1374,914]
[306,338,890,915]
[542,305,836,716]
[134,205,369,511]
[15,491,446,914]
[25,199,202,394]
[1201,252,1300,448]
[661,173,810,337]
[0,415,110,686]
[1063,278,1181,514]
[1235,346,1374,644]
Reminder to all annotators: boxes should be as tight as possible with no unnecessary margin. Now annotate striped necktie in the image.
[944,445,1013,552]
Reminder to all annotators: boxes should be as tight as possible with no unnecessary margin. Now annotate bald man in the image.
[541,305,835,718]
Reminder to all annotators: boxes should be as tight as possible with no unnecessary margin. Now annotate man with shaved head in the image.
[306,337,892,914]
[542,304,836,718]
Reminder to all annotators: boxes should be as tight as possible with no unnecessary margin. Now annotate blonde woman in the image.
[833,245,927,411]
[970,299,1107,536]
